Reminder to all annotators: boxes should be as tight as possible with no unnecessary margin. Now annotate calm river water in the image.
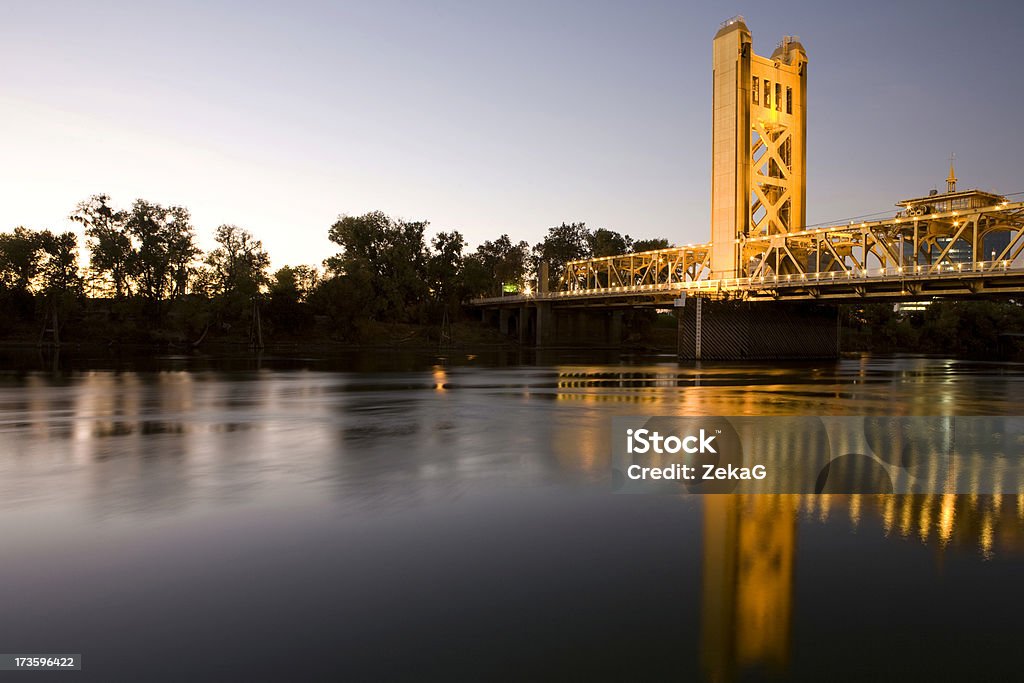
[0,350,1022,681]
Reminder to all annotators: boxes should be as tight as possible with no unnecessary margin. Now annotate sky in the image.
[2,0,1023,268]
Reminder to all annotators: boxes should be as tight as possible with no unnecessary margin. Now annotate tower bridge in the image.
[472,16,1024,358]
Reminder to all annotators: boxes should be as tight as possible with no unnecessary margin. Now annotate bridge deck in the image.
[472,200,1024,307]
[473,261,1024,306]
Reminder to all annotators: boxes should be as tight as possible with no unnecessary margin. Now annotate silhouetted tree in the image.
[70,194,132,298]
[310,260,378,338]
[204,224,270,300]
[272,265,319,302]
[38,231,83,296]
[533,222,591,289]
[588,228,632,257]
[326,211,429,322]
[632,237,671,252]
[468,234,530,296]
[267,265,319,332]
[427,231,465,312]
[0,227,44,293]
[124,200,199,312]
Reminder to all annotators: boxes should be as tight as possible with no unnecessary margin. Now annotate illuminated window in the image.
[786,87,792,114]
[752,77,759,104]
[763,79,770,108]
[775,83,781,111]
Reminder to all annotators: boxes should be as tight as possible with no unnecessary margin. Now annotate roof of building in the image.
[896,188,1006,207]
[714,16,749,39]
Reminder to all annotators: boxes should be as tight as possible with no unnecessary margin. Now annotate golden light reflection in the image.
[695,492,1024,681]
[882,495,896,535]
[431,366,447,392]
[702,495,796,682]
[981,511,994,559]
[545,368,1024,680]
[938,493,956,545]
[899,495,914,537]
[917,494,933,543]
[849,493,861,528]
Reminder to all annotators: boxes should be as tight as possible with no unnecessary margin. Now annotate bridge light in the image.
[524,283,533,296]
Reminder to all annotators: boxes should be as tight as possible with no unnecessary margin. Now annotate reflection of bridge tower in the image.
[711,17,808,278]
[701,495,796,682]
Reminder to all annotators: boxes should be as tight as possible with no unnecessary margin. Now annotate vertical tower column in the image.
[710,17,752,279]
[711,18,808,279]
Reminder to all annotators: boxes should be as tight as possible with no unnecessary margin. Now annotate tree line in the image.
[0,195,669,343]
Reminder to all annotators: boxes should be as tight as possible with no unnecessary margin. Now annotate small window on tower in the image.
[752,77,759,104]
[775,83,781,111]
[764,80,770,108]
[786,87,792,114]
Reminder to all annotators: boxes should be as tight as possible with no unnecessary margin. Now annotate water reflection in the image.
[1,354,1024,679]
[702,495,796,681]
[699,492,1022,681]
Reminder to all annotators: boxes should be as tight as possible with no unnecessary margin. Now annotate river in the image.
[0,350,1021,681]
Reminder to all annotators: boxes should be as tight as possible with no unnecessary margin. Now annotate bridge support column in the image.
[499,309,512,336]
[678,300,839,360]
[609,310,623,347]
[536,302,554,348]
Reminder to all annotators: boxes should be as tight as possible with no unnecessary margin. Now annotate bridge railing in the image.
[470,258,1024,304]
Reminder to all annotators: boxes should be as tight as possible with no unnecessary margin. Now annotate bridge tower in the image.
[711,17,808,278]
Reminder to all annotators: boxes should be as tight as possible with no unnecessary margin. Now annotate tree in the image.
[632,237,671,252]
[268,265,319,333]
[326,211,429,322]
[124,200,199,311]
[469,234,531,296]
[0,227,44,293]
[205,225,270,300]
[309,261,378,338]
[70,194,132,298]
[38,231,83,297]
[271,265,319,303]
[589,228,633,257]
[533,222,591,290]
[427,231,465,311]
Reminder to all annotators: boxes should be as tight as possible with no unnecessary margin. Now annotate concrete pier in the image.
[677,299,839,360]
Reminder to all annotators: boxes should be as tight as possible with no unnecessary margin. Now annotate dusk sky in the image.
[2,0,1022,267]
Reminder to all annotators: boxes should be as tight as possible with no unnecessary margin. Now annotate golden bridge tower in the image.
[711,17,808,278]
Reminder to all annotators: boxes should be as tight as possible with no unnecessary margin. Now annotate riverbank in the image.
[5,300,1024,359]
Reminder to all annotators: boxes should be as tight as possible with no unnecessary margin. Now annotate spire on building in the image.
[947,153,957,193]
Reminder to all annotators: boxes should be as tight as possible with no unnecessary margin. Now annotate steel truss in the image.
[558,245,711,292]
[742,200,1024,279]
[540,201,1024,300]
